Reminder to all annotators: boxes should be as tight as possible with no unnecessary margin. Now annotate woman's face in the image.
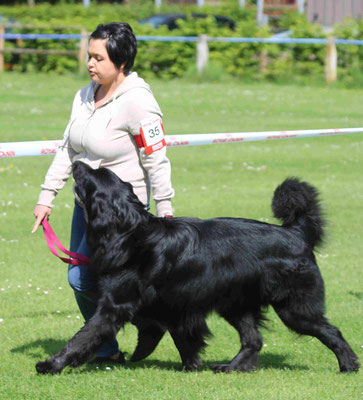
[87,38,124,86]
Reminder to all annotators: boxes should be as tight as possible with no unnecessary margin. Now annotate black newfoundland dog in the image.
[36,161,359,374]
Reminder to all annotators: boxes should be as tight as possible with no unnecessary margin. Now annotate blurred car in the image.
[139,13,235,30]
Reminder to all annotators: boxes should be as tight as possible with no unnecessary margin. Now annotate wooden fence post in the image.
[197,34,209,75]
[0,25,4,72]
[78,28,88,75]
[259,48,268,75]
[325,36,337,83]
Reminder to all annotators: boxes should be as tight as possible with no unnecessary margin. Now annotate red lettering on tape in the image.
[267,134,297,140]
[166,140,189,146]
[0,150,16,158]
[229,138,244,143]
[41,148,57,155]
[320,130,340,136]
[212,138,244,144]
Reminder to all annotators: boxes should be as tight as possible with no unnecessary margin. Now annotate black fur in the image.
[35,161,359,374]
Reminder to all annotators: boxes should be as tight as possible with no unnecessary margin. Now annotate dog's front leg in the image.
[36,296,134,374]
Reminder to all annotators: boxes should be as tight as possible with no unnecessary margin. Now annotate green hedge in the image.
[0,4,362,86]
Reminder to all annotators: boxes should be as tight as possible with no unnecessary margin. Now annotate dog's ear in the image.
[89,195,117,231]
[110,182,148,231]
[88,180,147,234]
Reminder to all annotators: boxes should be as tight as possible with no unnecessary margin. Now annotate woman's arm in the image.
[139,146,174,217]
[127,97,174,217]
[32,90,81,231]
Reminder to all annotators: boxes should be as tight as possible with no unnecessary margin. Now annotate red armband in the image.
[134,118,166,154]
[133,134,144,149]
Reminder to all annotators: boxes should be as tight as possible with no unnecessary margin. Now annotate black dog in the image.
[36,161,359,374]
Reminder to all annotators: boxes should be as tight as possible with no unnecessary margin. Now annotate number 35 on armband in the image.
[139,118,166,154]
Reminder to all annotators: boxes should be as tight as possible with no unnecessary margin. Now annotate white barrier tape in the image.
[0,140,63,158]
[165,127,363,147]
[0,128,362,158]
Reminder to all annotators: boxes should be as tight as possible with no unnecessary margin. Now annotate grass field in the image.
[0,72,362,399]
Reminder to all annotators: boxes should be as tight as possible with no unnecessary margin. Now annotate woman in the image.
[32,22,174,364]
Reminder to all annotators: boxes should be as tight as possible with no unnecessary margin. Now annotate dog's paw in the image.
[338,350,360,373]
[183,359,203,372]
[36,359,63,374]
[340,359,360,373]
[211,361,257,373]
[211,363,234,373]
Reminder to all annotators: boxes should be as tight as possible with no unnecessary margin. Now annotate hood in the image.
[114,71,152,97]
[85,72,153,106]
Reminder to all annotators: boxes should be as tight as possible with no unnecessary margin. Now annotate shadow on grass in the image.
[79,352,308,374]
[11,338,67,359]
[82,358,182,374]
[349,291,363,301]
[11,339,308,374]
[258,352,309,371]
[120,352,308,372]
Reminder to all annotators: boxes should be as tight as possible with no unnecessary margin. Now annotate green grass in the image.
[0,72,362,399]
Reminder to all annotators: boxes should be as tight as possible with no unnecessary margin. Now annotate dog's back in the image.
[150,178,325,310]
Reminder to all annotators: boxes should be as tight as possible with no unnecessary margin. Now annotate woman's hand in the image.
[32,205,52,233]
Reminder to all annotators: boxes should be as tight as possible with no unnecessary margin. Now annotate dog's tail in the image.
[272,177,325,248]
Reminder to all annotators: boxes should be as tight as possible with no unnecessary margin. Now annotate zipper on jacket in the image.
[80,110,96,151]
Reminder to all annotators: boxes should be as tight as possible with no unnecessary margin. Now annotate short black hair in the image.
[90,22,137,74]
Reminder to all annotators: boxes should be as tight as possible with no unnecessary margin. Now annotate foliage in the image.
[276,12,326,79]
[0,3,362,85]
[333,17,363,88]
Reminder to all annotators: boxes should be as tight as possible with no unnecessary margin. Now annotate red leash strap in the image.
[42,219,91,265]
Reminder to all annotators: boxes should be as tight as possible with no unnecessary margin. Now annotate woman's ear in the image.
[120,62,126,73]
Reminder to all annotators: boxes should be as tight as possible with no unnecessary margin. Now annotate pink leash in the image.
[42,219,91,265]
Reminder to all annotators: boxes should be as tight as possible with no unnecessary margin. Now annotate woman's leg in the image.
[68,202,119,357]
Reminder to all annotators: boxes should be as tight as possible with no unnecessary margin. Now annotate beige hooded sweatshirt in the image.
[37,72,174,216]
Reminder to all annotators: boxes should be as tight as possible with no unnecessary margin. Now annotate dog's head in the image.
[72,161,148,233]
